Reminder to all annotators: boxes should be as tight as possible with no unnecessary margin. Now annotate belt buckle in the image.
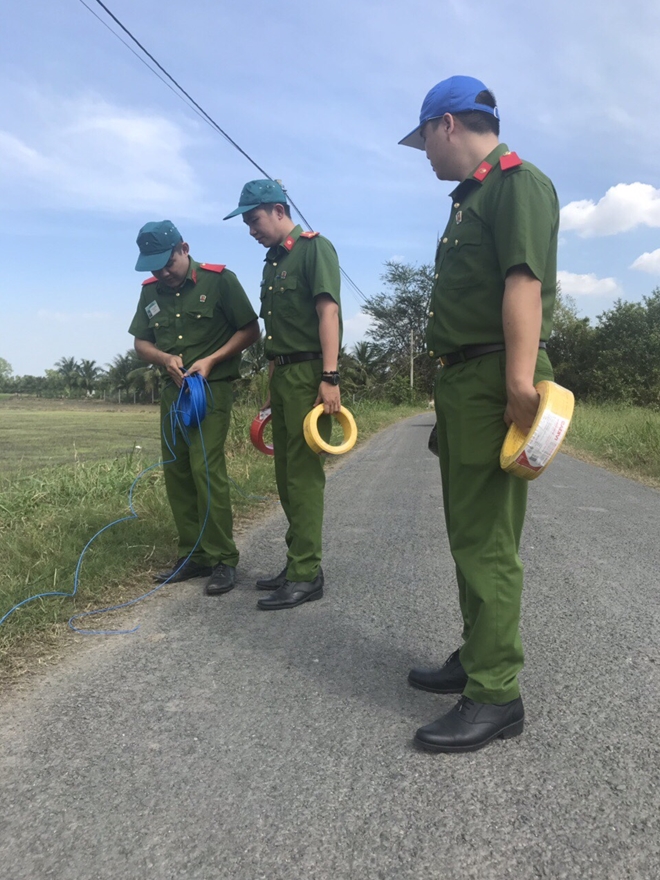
[438,355,448,368]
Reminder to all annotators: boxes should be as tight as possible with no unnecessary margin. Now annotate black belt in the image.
[273,351,322,366]
[437,342,546,368]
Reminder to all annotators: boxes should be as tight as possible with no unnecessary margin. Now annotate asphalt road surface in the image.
[1,414,659,880]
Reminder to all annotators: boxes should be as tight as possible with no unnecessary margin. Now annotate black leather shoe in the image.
[256,573,324,610]
[414,696,525,753]
[204,563,236,596]
[255,567,288,591]
[154,558,213,584]
[408,648,467,694]
[256,565,324,591]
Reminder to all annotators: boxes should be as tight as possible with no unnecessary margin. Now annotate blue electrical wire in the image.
[0,374,213,635]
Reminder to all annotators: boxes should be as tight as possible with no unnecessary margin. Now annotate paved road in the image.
[1,414,659,880]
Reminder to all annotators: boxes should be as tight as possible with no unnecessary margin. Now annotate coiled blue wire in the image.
[0,374,213,635]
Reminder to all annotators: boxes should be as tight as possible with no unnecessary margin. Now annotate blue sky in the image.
[2,0,660,377]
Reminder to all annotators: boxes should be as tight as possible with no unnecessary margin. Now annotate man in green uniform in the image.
[129,220,259,595]
[224,180,342,610]
[399,76,558,752]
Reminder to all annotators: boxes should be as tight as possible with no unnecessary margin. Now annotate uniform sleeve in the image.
[217,269,259,330]
[490,170,559,282]
[128,292,155,342]
[304,237,341,306]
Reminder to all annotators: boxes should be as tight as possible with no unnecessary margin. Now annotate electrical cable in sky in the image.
[78,0,368,303]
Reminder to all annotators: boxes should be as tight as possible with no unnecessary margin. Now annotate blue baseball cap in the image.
[399,76,499,150]
[223,179,288,220]
[135,220,183,272]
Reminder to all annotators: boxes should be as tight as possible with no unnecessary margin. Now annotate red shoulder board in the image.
[499,151,523,171]
[282,235,296,251]
[142,276,158,286]
[199,263,226,273]
[473,161,493,182]
[300,231,320,239]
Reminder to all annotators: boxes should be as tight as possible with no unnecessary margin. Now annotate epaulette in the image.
[142,276,158,286]
[499,151,523,171]
[300,231,320,239]
[473,161,493,182]
[199,263,226,273]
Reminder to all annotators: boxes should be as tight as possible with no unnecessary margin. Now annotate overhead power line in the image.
[78,0,368,304]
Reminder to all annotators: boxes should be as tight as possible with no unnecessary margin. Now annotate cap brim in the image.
[222,203,259,221]
[398,125,426,150]
[135,248,173,272]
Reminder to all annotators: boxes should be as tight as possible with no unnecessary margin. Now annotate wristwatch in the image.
[322,371,340,386]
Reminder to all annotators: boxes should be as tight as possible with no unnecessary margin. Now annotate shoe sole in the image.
[204,584,236,596]
[256,589,323,610]
[413,718,525,753]
[407,676,467,695]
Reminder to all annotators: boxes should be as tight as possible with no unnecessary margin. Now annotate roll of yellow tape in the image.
[303,404,358,455]
[500,381,574,480]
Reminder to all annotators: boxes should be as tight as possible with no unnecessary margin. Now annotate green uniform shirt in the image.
[259,225,342,360]
[426,143,559,358]
[128,258,258,381]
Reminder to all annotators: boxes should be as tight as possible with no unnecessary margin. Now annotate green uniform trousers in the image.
[270,360,331,582]
[160,379,238,568]
[434,349,554,704]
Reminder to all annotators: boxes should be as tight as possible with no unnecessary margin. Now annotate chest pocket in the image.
[184,302,215,321]
[147,314,173,347]
[437,221,483,285]
[276,276,307,317]
[184,301,216,343]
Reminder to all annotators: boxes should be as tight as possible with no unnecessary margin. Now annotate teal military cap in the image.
[223,180,288,220]
[135,220,183,272]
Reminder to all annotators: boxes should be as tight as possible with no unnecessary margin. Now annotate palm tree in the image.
[106,351,142,403]
[127,364,162,403]
[78,359,105,395]
[55,356,80,396]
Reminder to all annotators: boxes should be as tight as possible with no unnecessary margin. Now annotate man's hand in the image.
[186,357,214,380]
[504,382,540,435]
[164,354,186,387]
[314,382,341,414]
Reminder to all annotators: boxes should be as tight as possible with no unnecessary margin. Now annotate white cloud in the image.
[557,271,621,297]
[0,91,208,216]
[630,248,660,275]
[342,310,374,349]
[37,309,113,324]
[560,183,660,237]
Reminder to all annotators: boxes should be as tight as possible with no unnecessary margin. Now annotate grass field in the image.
[0,396,423,679]
[564,402,660,486]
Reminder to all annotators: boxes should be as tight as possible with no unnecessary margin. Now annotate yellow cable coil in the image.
[500,380,574,480]
[303,404,358,455]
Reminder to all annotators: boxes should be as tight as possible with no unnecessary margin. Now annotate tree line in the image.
[3,263,659,407]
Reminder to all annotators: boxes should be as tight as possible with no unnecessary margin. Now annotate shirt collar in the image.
[156,257,199,294]
[450,143,510,199]
[266,225,303,262]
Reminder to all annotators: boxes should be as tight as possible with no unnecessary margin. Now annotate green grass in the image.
[0,398,162,480]
[0,397,422,675]
[564,402,660,485]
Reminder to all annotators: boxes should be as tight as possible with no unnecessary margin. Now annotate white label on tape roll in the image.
[519,409,570,469]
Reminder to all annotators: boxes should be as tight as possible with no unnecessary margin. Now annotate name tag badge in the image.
[145,300,160,319]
